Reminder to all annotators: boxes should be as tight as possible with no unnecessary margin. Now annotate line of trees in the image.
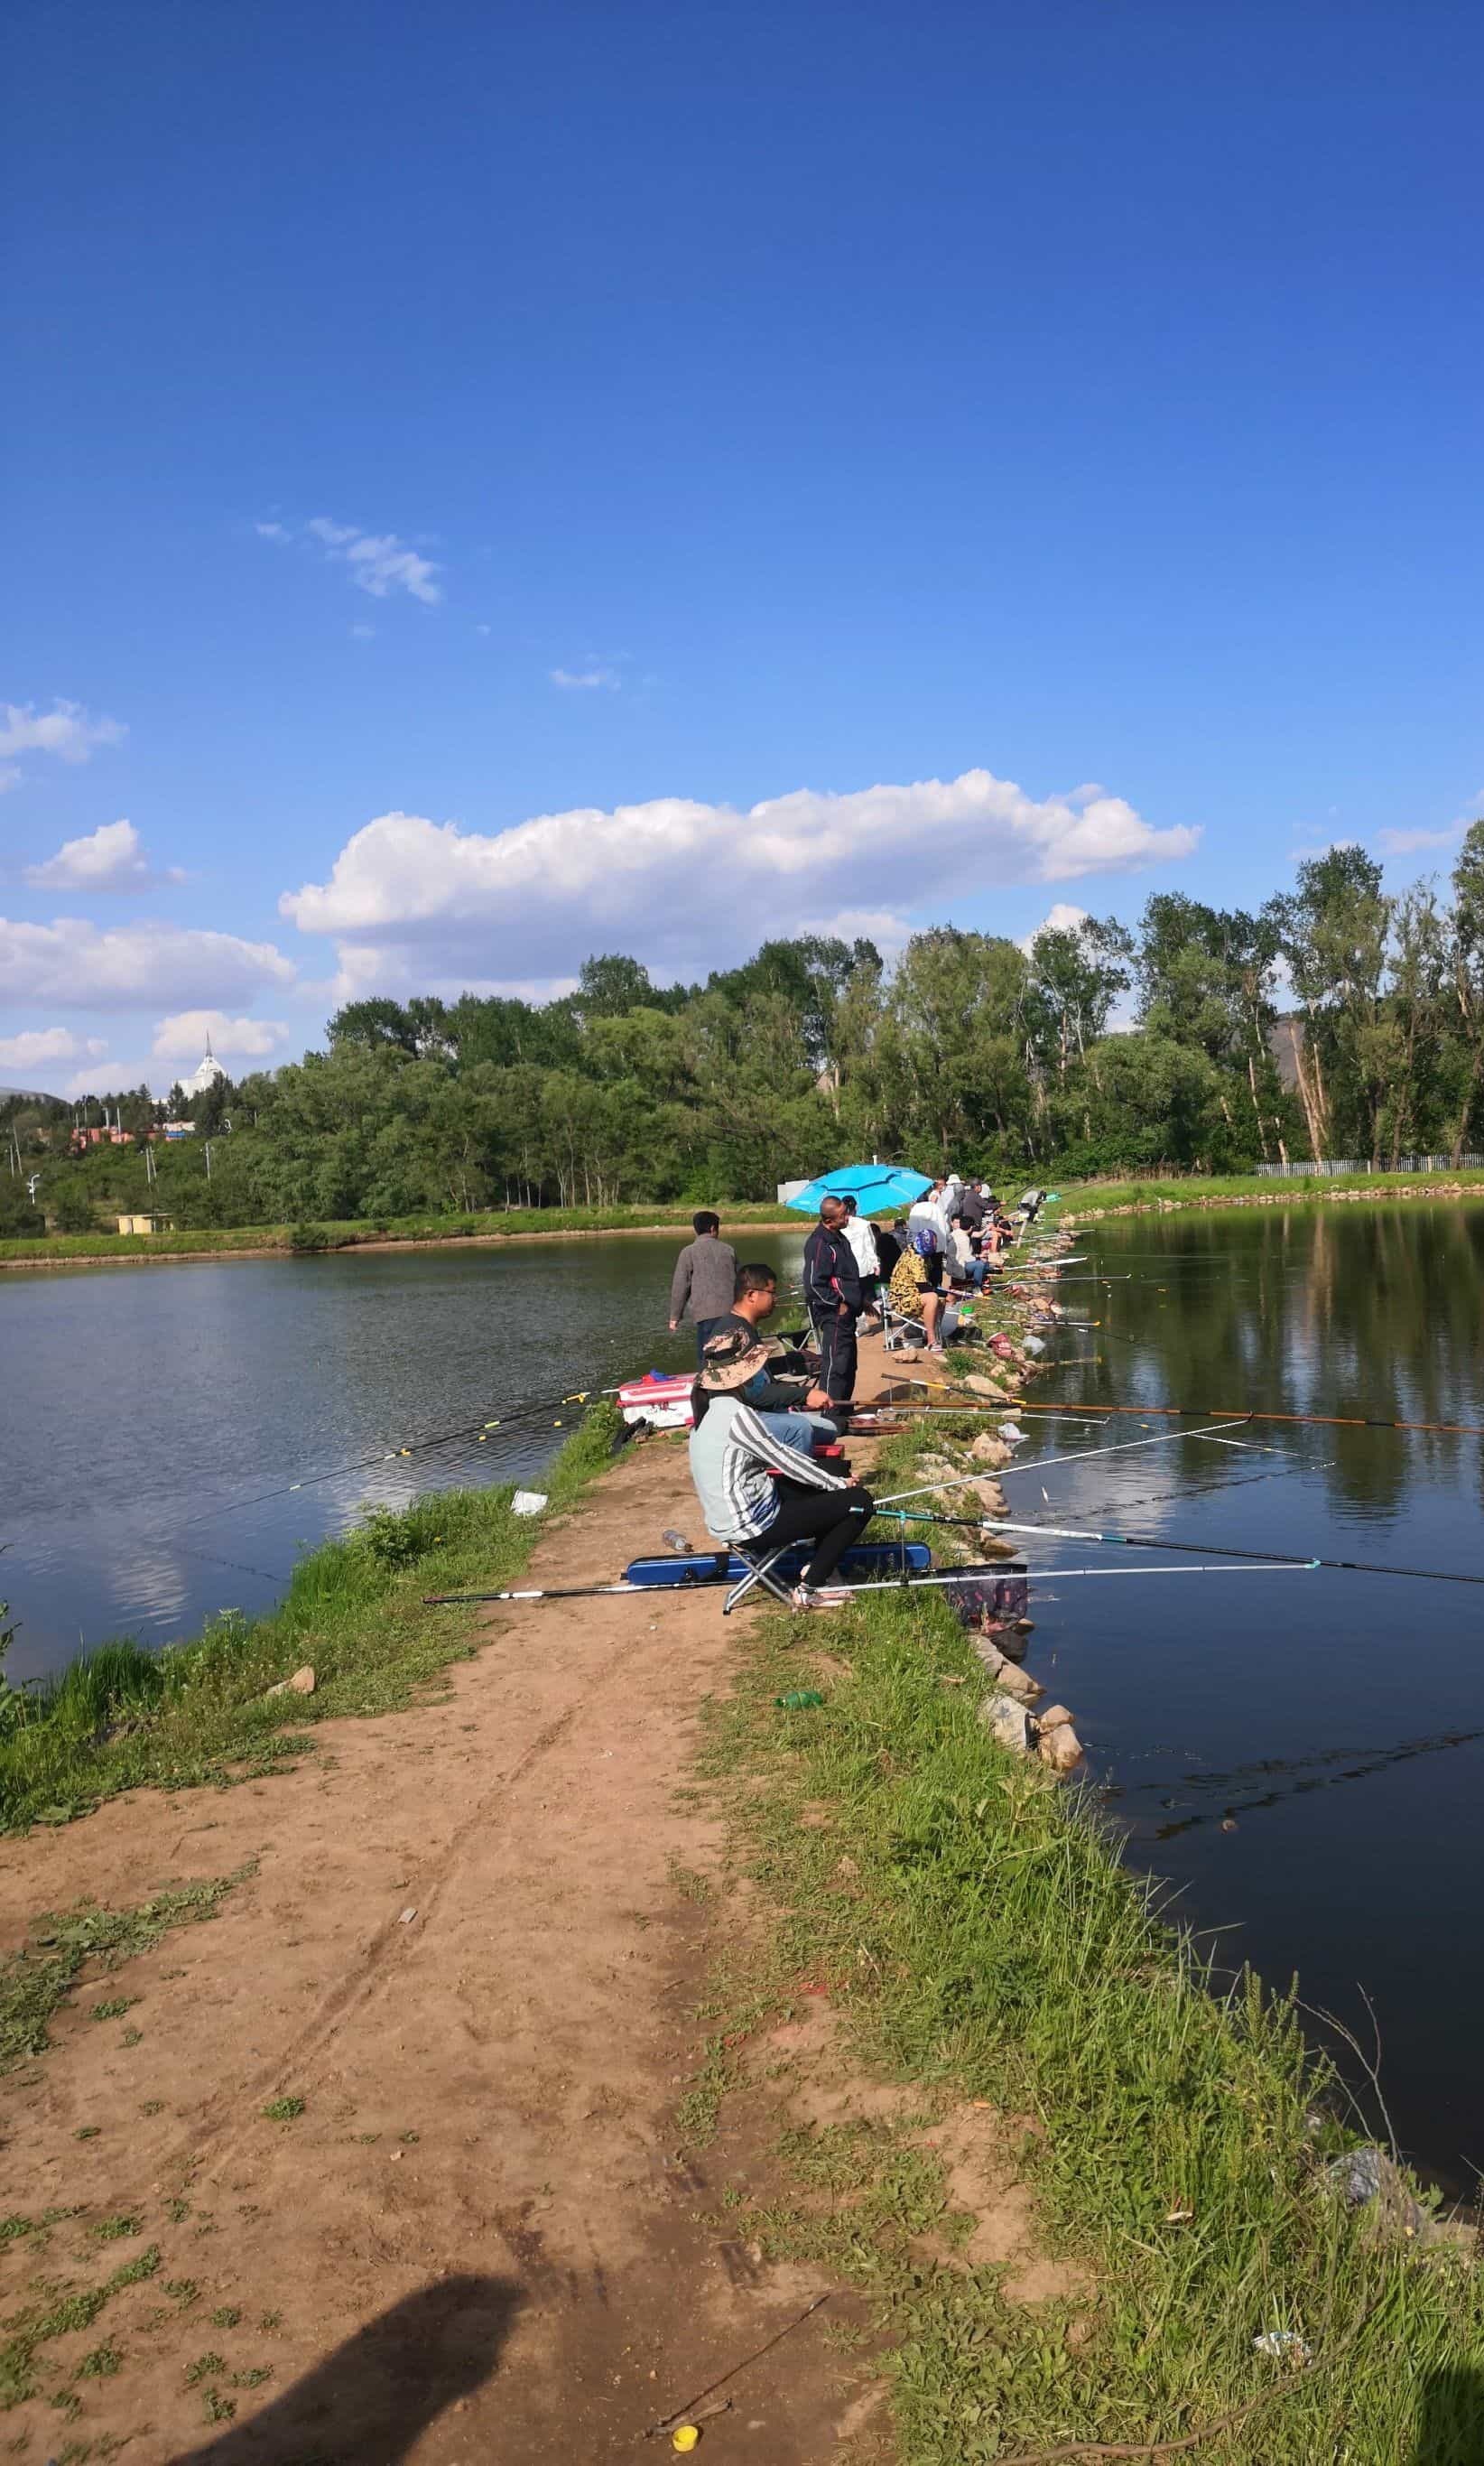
[6,830,1484,1233]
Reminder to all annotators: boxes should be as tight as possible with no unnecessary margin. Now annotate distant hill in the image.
[0,1084,66,1105]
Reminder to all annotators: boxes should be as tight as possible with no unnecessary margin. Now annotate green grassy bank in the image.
[1061,1165,1484,1216]
[0,1407,622,1834]
[0,1201,802,1269]
[688,1407,1484,2460]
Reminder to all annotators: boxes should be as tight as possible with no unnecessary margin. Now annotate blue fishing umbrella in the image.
[785,1162,932,1215]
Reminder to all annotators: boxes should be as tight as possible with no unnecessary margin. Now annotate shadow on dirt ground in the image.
[168,2274,523,2463]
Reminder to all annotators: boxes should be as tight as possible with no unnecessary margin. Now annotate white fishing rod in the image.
[874,1419,1244,1512]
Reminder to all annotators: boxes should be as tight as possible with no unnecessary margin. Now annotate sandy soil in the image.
[0,1336,1044,2462]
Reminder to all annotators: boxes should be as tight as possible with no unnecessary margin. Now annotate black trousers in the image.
[816,1309,859,1401]
[764,1480,873,1587]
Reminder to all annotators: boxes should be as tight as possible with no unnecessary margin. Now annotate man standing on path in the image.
[802,1195,865,1403]
[669,1211,739,1364]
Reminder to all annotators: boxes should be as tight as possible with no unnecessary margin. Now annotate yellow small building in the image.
[117,1212,174,1235]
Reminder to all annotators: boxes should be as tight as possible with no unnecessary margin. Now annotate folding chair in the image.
[720,1537,799,1616]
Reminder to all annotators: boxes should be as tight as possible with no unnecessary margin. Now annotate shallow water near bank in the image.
[5,1203,1484,2184]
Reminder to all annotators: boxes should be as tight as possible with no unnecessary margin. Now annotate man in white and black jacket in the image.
[801,1195,865,1403]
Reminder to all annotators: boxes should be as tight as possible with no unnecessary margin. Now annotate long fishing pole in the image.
[971,1513,1484,1591]
[874,1419,1244,1510]
[422,1559,1316,1608]
[179,1383,623,1525]
[992,1398,1484,1442]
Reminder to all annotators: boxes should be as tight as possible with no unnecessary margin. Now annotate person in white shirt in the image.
[839,1196,882,1329]
[908,1177,952,1250]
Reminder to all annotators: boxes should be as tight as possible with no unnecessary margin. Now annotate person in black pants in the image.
[801,1195,865,1402]
[763,1476,873,1587]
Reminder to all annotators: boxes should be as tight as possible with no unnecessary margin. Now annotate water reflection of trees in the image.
[1090,1203,1484,1521]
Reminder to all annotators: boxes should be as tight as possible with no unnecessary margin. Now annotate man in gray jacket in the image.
[668,1211,739,1363]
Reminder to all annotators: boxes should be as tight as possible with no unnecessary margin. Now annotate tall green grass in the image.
[0,1406,622,1833]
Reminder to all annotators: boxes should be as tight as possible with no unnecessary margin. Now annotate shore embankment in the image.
[3,1256,1481,2456]
[1062,1168,1484,1220]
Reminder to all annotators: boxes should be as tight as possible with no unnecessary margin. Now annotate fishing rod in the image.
[991,1398,1484,1442]
[874,1419,1246,1510]
[971,1513,1484,1592]
[179,1383,625,1525]
[422,1559,1316,1609]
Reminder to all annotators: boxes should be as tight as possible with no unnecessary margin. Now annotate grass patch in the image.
[0,2246,159,2409]
[1062,1166,1484,1216]
[0,1872,246,2074]
[0,1404,622,1834]
[261,2097,304,2122]
[694,1422,1484,2461]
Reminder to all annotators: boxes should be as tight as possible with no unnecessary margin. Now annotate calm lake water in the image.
[3,1205,1483,2183]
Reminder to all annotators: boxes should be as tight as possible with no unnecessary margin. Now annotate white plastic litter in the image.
[511,1491,549,1517]
[998,1422,1025,1444]
[1253,2331,1312,2366]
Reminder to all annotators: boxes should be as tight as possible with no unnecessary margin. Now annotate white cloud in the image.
[0,767,21,796]
[350,622,376,640]
[475,623,492,637]
[280,767,1197,990]
[0,699,125,768]
[1288,837,1359,861]
[256,517,443,605]
[0,917,295,1010]
[23,818,185,895]
[0,1027,108,1075]
[150,1010,290,1063]
[1375,819,1473,858]
[551,666,619,691]
[305,516,442,604]
[1016,901,1092,956]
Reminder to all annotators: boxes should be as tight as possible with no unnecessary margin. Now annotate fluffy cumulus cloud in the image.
[0,917,295,1010]
[1016,901,1092,955]
[280,769,1197,991]
[150,1010,290,1063]
[0,1026,109,1076]
[23,818,185,894]
[0,699,125,779]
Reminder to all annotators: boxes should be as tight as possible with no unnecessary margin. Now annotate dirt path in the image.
[0,1431,906,2462]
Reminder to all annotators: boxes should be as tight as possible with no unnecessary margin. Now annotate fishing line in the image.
[973,1512,1484,1590]
[873,1419,1244,1511]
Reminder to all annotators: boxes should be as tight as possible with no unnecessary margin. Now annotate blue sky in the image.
[3,0,1480,1095]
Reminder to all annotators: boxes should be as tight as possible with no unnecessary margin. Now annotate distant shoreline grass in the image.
[0,1406,622,1834]
[0,1203,802,1270]
[1062,1165,1484,1215]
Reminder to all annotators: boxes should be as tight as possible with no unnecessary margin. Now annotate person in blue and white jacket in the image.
[688,1330,873,1610]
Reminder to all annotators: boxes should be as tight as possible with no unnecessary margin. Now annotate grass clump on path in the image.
[1,1873,246,2075]
[697,1432,1484,2461]
[0,1405,621,1834]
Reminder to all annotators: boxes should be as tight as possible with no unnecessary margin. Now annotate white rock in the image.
[965,1375,1006,1400]
[970,1634,1006,1676]
[969,1435,1012,1468]
[972,1479,1008,1517]
[1037,1703,1074,1732]
[979,1692,1035,1754]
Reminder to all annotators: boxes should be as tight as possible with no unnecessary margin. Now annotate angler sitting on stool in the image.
[689,1332,873,1611]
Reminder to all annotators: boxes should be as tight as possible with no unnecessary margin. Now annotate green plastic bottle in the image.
[774,1689,825,1709]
